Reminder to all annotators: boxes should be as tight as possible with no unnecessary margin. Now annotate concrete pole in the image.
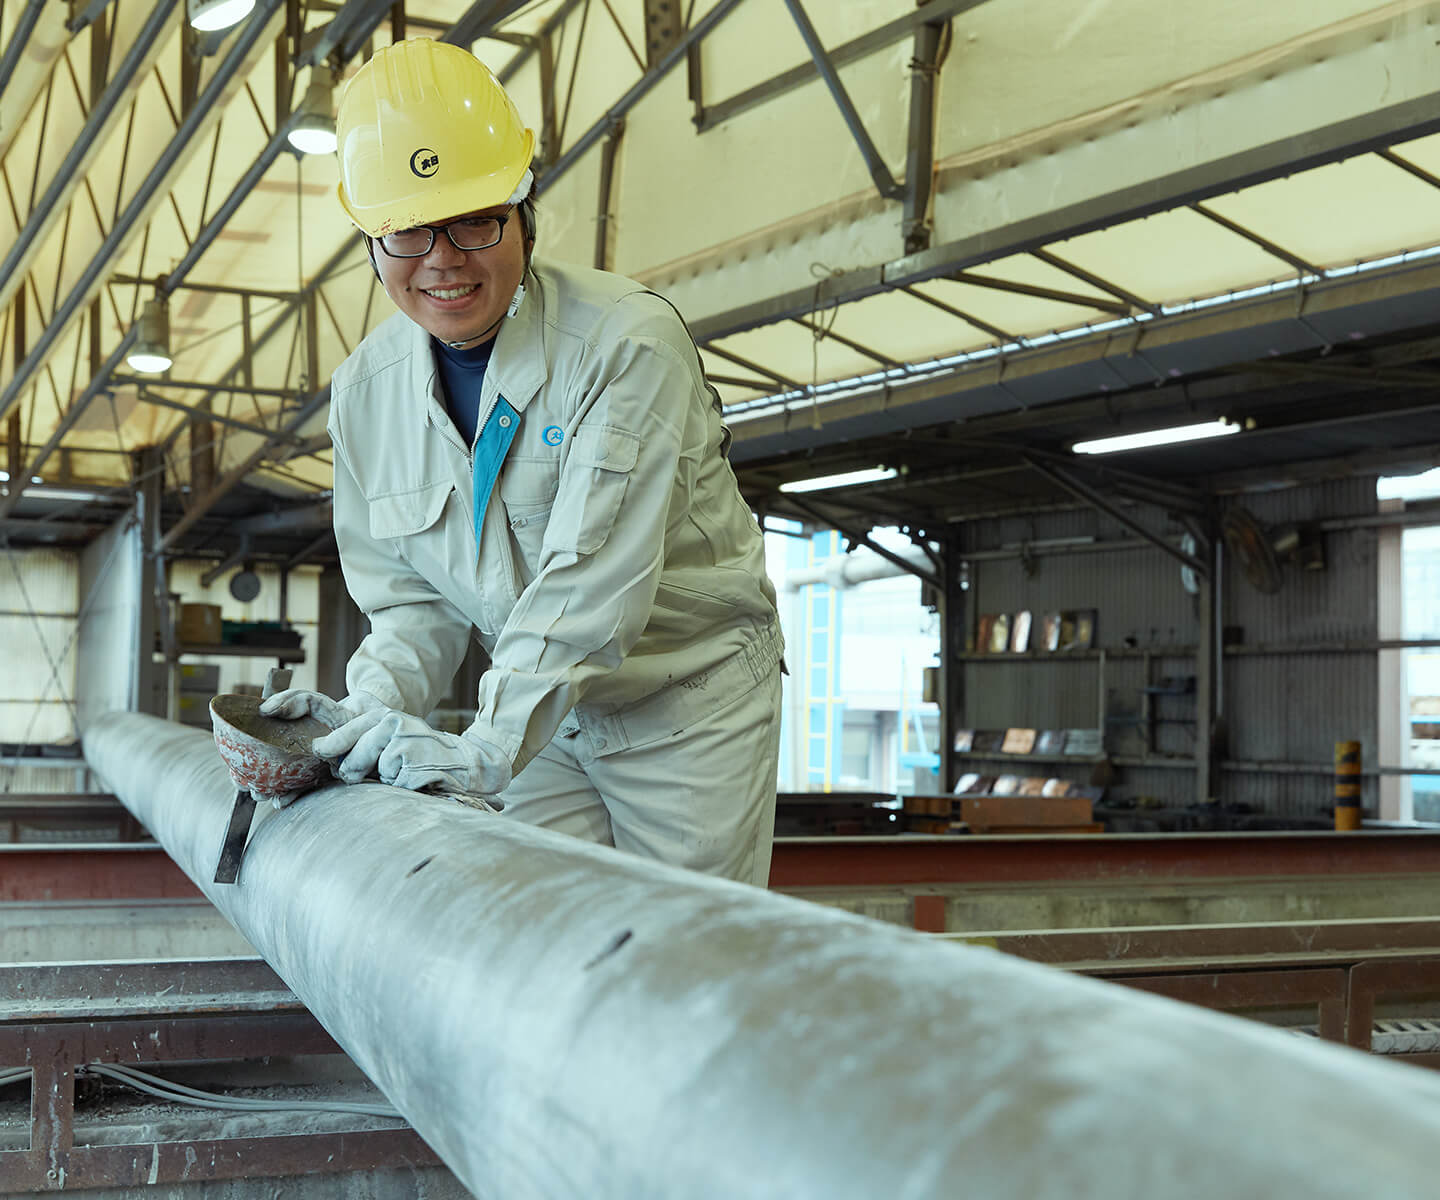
[85,713,1440,1200]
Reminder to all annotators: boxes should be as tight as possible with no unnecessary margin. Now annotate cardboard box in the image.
[178,603,222,645]
[177,663,220,694]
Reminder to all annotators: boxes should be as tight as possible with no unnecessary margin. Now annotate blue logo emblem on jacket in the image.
[542,426,564,446]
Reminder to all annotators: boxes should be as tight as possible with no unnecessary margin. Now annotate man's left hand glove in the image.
[311,709,512,796]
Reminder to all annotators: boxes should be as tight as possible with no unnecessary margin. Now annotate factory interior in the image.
[9,0,1440,1195]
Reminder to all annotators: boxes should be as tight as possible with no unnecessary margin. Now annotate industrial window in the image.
[0,548,80,793]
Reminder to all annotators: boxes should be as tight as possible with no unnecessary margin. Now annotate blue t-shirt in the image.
[433,336,496,448]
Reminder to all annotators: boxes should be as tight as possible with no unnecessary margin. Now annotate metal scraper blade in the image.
[213,789,256,884]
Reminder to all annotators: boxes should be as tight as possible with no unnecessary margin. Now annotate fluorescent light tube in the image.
[779,467,897,493]
[1072,420,1240,456]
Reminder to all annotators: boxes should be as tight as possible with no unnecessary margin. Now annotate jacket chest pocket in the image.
[499,457,560,575]
[367,481,457,573]
[544,424,641,557]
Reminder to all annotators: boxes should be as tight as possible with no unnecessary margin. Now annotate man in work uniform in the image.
[262,38,784,887]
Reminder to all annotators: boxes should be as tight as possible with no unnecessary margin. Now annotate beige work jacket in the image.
[327,257,782,783]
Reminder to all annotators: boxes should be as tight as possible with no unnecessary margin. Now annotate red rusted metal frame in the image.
[944,918,1440,969]
[1345,957,1440,1051]
[0,960,441,1190]
[1107,968,1349,1043]
[10,830,1440,901]
[0,846,198,901]
[770,831,1440,888]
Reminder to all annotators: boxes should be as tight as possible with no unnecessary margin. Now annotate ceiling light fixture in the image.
[287,66,337,155]
[186,0,256,32]
[1071,420,1240,456]
[779,467,898,494]
[126,299,173,375]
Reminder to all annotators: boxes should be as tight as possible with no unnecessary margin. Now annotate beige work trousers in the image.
[496,666,783,887]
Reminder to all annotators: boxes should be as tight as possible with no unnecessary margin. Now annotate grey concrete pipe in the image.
[86,713,1440,1198]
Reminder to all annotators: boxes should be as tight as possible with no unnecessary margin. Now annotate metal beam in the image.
[0,0,48,105]
[792,317,899,367]
[535,0,743,195]
[950,270,1129,315]
[496,0,585,84]
[65,0,119,34]
[131,389,307,443]
[0,0,283,427]
[594,119,624,270]
[1030,248,1159,314]
[81,712,1440,1199]
[902,18,943,253]
[230,501,333,535]
[900,284,1014,343]
[783,494,939,588]
[691,87,1440,344]
[0,0,179,316]
[440,0,531,48]
[701,344,802,391]
[1189,203,1322,277]
[698,0,986,132]
[298,0,394,67]
[117,375,311,401]
[1021,455,1207,575]
[159,386,331,550]
[781,0,902,201]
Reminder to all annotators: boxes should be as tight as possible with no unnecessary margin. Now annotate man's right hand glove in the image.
[259,688,385,730]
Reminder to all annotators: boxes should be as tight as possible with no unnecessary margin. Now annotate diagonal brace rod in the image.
[1022,454,1207,575]
[782,0,903,201]
[784,494,939,588]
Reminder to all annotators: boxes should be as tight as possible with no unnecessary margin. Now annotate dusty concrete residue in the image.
[209,695,334,797]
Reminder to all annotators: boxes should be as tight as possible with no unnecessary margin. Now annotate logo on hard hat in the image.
[410,149,440,178]
[542,426,564,447]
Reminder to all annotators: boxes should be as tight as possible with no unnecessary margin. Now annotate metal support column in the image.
[316,565,366,700]
[136,446,166,716]
[902,13,942,254]
[594,120,624,270]
[1196,530,1219,805]
[936,532,961,792]
[5,412,20,489]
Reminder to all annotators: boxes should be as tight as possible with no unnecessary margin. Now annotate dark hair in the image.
[519,194,537,244]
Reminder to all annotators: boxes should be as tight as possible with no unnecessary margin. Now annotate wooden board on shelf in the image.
[959,794,1094,833]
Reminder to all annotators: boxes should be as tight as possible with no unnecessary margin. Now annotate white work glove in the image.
[311,708,513,796]
[253,690,386,809]
[258,688,385,729]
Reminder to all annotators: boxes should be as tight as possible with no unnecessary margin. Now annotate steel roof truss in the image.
[782,0,901,202]
[0,1,48,110]
[696,0,987,133]
[1020,455,1207,577]
[1029,248,1159,315]
[703,344,801,391]
[791,316,898,368]
[947,270,1128,316]
[1377,147,1440,194]
[1188,202,1321,278]
[900,284,1013,343]
[0,0,179,317]
[902,17,942,254]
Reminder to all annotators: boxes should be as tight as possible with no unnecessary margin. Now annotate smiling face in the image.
[373,204,528,347]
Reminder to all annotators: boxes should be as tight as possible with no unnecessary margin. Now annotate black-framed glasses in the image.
[376,209,514,258]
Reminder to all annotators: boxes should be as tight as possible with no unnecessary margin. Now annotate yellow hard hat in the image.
[335,39,535,237]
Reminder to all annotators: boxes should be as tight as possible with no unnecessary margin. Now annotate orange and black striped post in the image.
[1334,740,1362,831]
